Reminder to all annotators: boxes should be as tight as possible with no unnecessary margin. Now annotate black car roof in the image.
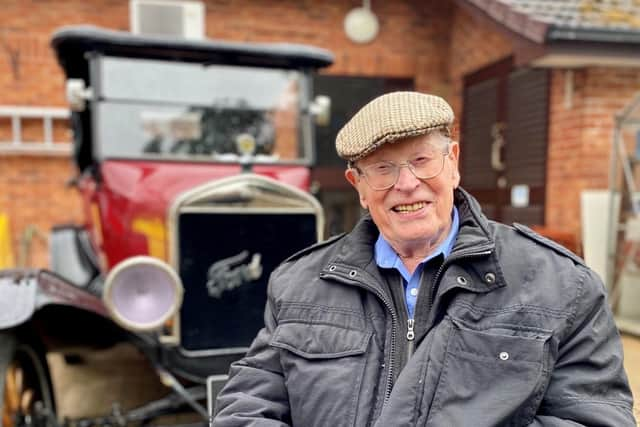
[51,25,334,77]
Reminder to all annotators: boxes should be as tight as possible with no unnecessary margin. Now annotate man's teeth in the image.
[394,202,426,212]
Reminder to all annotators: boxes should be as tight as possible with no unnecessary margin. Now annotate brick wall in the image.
[0,0,130,267]
[202,0,454,86]
[0,1,131,107]
[0,156,82,267]
[547,68,640,235]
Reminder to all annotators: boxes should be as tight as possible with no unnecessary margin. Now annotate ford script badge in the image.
[206,251,263,298]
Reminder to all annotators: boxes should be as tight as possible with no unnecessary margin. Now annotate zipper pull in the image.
[407,318,415,341]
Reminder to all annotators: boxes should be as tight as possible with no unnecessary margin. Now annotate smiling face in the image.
[345,132,460,256]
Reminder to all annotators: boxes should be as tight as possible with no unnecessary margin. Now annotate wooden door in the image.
[461,58,549,225]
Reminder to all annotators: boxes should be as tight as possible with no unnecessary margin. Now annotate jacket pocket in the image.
[270,321,372,427]
[271,321,371,358]
[425,320,550,427]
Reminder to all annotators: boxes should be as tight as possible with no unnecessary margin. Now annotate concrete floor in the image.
[49,336,640,423]
[622,334,640,422]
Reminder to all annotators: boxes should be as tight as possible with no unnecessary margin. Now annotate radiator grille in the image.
[178,211,317,352]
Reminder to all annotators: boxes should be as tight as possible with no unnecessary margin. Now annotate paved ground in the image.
[622,334,640,422]
[49,335,640,423]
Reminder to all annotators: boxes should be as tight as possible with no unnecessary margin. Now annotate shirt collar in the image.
[374,207,460,272]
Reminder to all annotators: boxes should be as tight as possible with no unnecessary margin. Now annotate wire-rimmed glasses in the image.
[353,142,452,191]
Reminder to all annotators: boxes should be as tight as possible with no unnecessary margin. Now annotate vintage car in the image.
[0,25,333,426]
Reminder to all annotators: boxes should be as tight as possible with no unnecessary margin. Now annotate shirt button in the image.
[499,351,509,361]
[410,288,418,296]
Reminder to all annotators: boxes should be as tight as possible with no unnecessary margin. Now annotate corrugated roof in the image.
[463,0,640,44]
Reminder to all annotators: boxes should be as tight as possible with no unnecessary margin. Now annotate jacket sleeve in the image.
[528,267,636,426]
[212,277,291,427]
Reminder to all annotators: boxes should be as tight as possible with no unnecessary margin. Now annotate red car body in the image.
[82,161,311,268]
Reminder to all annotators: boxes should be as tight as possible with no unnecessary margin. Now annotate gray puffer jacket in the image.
[213,189,635,427]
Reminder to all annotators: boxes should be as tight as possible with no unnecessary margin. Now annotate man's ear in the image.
[449,141,461,188]
[449,141,460,164]
[345,168,368,210]
[345,167,358,187]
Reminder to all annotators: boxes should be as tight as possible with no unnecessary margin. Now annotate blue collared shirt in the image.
[374,207,459,319]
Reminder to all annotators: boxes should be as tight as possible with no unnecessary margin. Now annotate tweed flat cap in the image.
[336,91,454,161]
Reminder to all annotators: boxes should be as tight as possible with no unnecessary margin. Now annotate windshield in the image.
[94,56,310,163]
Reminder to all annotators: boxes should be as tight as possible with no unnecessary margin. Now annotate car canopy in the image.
[51,25,334,79]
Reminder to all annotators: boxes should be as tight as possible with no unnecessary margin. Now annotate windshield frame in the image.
[88,54,316,166]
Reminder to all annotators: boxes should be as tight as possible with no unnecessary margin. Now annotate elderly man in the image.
[213,92,635,426]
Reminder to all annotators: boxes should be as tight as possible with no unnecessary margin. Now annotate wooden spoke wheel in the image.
[1,334,55,427]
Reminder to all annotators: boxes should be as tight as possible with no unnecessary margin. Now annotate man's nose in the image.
[394,164,420,191]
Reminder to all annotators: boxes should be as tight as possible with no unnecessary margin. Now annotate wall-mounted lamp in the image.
[344,0,379,44]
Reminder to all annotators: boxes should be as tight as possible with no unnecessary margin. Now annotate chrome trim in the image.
[169,173,325,266]
[207,373,230,418]
[90,54,104,160]
[179,206,317,214]
[299,71,315,165]
[165,173,324,353]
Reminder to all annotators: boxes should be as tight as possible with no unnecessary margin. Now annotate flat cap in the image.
[336,91,454,161]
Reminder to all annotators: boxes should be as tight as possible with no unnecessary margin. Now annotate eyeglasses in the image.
[353,142,452,191]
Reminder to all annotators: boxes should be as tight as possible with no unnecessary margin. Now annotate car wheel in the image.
[0,332,55,427]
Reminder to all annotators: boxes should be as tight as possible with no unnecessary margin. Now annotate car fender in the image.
[0,271,37,329]
[0,269,108,330]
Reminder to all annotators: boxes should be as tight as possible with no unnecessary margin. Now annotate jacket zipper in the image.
[406,318,415,361]
[320,248,493,406]
[404,270,422,362]
[404,248,495,415]
[320,270,398,404]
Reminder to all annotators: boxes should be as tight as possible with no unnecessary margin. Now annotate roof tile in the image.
[497,0,640,31]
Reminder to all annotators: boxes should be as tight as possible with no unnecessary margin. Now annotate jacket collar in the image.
[452,188,494,254]
[440,188,506,294]
[322,188,506,293]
